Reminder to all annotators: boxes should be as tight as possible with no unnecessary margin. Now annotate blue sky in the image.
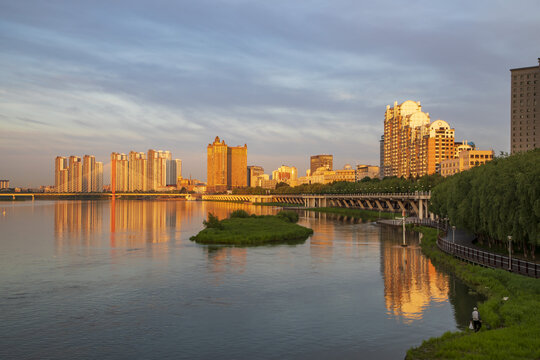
[1,0,539,186]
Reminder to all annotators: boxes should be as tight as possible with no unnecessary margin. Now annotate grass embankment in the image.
[252,202,303,207]
[406,227,540,360]
[190,210,313,245]
[307,207,396,221]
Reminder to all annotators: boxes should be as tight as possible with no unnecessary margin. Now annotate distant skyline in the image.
[1,0,539,187]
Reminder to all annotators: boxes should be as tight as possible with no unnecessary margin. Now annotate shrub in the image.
[230,209,250,218]
[203,212,224,230]
[277,210,299,223]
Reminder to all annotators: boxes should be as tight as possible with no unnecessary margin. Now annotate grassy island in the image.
[190,210,313,245]
[406,227,540,360]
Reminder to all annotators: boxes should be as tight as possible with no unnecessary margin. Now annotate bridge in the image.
[0,193,189,200]
[203,192,432,219]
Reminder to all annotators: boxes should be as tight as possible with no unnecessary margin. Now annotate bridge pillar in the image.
[419,199,424,219]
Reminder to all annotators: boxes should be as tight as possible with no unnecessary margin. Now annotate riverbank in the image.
[406,227,540,360]
[190,211,313,245]
[306,207,396,221]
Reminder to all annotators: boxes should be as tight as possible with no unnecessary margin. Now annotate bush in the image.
[203,212,224,230]
[277,210,299,223]
[230,210,250,218]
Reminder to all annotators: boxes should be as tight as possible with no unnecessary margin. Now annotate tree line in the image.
[430,149,539,259]
[232,174,444,195]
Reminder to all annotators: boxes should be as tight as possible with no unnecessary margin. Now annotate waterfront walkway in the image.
[378,217,539,278]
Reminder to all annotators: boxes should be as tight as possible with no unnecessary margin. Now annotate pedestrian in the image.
[471,307,482,332]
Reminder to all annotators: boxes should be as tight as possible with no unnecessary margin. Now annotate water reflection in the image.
[380,226,449,323]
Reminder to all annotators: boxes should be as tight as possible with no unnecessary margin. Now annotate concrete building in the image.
[68,156,82,192]
[383,100,455,178]
[111,152,128,192]
[167,159,182,186]
[207,136,247,193]
[94,162,103,192]
[272,165,298,184]
[55,156,68,192]
[310,155,333,175]
[440,144,494,177]
[82,155,95,193]
[356,165,380,181]
[0,180,9,189]
[510,59,540,154]
[247,166,265,187]
[147,149,168,191]
[128,151,147,192]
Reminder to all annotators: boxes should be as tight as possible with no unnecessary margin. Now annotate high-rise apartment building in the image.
[510,59,540,154]
[94,162,103,192]
[310,155,333,174]
[55,156,68,192]
[111,152,128,192]
[207,136,247,193]
[0,180,10,189]
[68,156,82,192]
[166,159,182,186]
[383,100,455,178]
[128,151,147,192]
[147,150,169,191]
[82,155,95,192]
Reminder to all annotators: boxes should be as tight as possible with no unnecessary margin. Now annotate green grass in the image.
[190,215,313,245]
[406,227,540,360]
[307,207,396,221]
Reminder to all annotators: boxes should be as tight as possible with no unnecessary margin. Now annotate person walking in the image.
[471,307,482,332]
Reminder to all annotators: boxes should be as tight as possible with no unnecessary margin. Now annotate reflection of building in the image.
[510,59,540,154]
[207,136,247,193]
[383,101,456,178]
[54,201,103,245]
[380,228,449,323]
[310,154,333,174]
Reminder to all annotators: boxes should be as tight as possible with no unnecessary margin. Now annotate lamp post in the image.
[401,209,407,247]
[508,235,512,271]
[452,225,456,244]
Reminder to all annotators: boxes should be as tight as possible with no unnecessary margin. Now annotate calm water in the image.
[0,200,481,359]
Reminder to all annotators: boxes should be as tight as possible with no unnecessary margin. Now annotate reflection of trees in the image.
[380,226,449,323]
[206,246,247,284]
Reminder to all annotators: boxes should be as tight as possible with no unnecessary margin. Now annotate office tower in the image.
[207,136,247,193]
[510,59,540,154]
[111,152,128,192]
[55,156,68,192]
[272,165,298,182]
[310,155,333,174]
[82,155,95,193]
[94,162,103,192]
[248,166,265,187]
[383,100,455,178]
[68,156,82,192]
[128,151,147,192]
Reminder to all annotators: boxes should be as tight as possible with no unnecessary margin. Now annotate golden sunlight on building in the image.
[207,136,247,193]
[383,101,456,178]
[439,141,494,177]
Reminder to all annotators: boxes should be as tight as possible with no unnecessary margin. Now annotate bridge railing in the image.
[437,235,539,278]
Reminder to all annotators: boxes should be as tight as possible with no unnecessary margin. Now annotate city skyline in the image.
[1,1,540,187]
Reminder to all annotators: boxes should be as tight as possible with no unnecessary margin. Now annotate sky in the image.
[1,0,539,187]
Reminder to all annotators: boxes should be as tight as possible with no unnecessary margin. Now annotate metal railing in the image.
[437,236,539,278]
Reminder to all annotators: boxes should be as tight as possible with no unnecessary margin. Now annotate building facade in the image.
[510,59,540,154]
[0,180,9,189]
[440,145,494,177]
[310,155,333,175]
[272,165,298,184]
[383,100,455,178]
[247,166,265,187]
[207,136,247,193]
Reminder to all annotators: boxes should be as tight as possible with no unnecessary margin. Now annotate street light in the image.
[452,225,456,244]
[508,235,512,271]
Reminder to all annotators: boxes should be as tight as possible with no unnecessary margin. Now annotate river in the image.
[0,200,482,359]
